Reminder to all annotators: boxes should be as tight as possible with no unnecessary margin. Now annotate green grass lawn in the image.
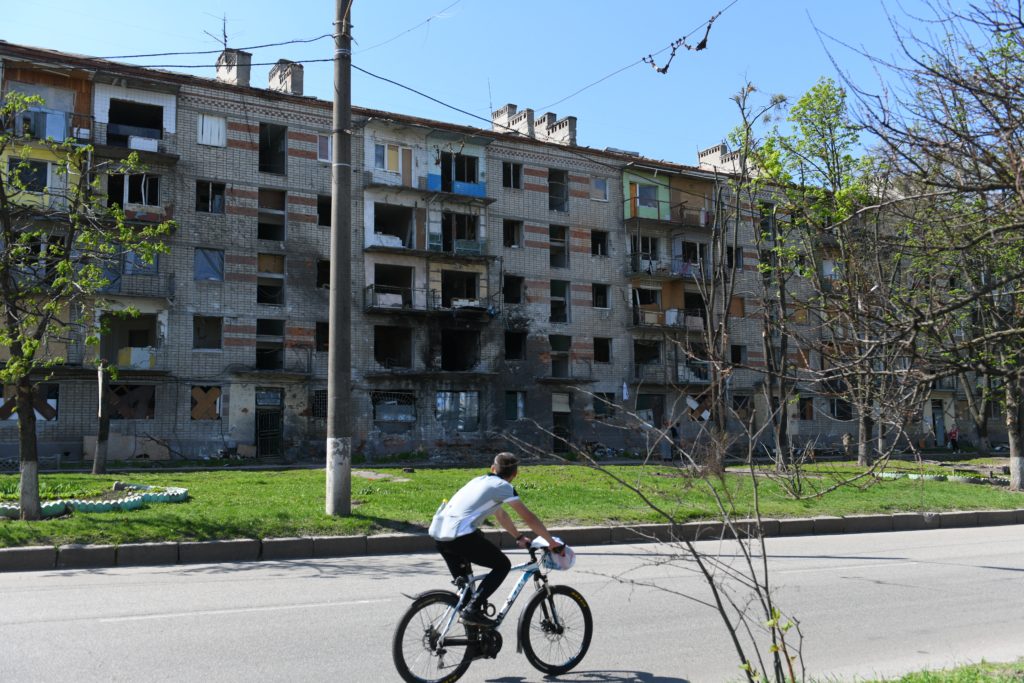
[863,659,1024,682]
[0,464,1021,548]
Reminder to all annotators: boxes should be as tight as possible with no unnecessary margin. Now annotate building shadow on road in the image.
[485,671,689,682]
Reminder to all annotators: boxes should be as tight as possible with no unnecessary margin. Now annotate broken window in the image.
[549,224,568,268]
[591,177,609,201]
[0,383,59,421]
[190,386,222,420]
[727,246,743,270]
[731,345,747,365]
[258,188,286,240]
[372,391,416,433]
[107,99,163,146]
[194,248,224,281]
[503,275,524,304]
[591,230,608,256]
[505,331,527,360]
[549,335,571,378]
[830,397,853,420]
[316,260,330,289]
[634,339,662,370]
[123,249,157,275]
[435,390,479,432]
[374,203,414,247]
[550,280,569,323]
[798,396,814,421]
[593,392,615,418]
[634,287,660,306]
[7,158,48,192]
[259,122,287,174]
[548,169,568,212]
[631,234,658,260]
[374,326,413,369]
[317,134,332,162]
[505,391,526,421]
[503,219,523,248]
[441,270,478,308]
[256,319,284,337]
[373,264,415,308]
[440,152,479,192]
[594,337,611,363]
[635,393,664,429]
[309,389,328,418]
[108,384,155,420]
[256,341,284,370]
[374,143,402,172]
[441,212,479,253]
[257,254,285,305]
[315,321,329,352]
[441,329,480,371]
[197,114,226,147]
[733,395,752,421]
[552,394,572,453]
[318,194,332,227]
[196,181,225,213]
[592,283,609,309]
[193,316,223,350]
[502,162,522,189]
[108,173,159,207]
[759,201,776,233]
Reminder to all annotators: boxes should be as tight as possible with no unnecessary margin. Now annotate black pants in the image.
[436,529,511,607]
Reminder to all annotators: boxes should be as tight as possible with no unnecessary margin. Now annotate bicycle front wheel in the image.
[392,591,473,683]
[518,584,593,675]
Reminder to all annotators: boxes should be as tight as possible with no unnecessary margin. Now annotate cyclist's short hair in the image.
[493,452,519,478]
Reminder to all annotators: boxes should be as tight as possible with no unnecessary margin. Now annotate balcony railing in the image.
[676,361,711,384]
[363,284,434,312]
[12,109,93,143]
[546,359,592,381]
[633,362,668,383]
[114,346,167,371]
[98,272,175,299]
[427,236,484,256]
[625,198,714,227]
[633,306,705,330]
[629,254,710,280]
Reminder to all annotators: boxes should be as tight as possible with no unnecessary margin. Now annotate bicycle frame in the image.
[435,549,550,643]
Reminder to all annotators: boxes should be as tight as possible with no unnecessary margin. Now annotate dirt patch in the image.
[353,470,411,483]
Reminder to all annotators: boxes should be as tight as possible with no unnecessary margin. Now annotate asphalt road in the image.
[2,525,1022,682]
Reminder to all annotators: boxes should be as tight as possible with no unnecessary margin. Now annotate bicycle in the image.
[392,541,593,683]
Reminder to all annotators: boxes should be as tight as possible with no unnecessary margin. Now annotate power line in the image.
[101,34,333,60]
[355,0,461,55]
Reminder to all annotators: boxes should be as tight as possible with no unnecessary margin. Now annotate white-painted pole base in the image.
[326,436,352,516]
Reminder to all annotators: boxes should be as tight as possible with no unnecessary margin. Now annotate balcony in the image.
[428,237,483,257]
[629,254,710,281]
[363,284,434,313]
[98,272,175,299]
[676,361,711,384]
[625,198,714,228]
[633,362,669,384]
[538,359,592,384]
[632,306,705,331]
[13,109,93,144]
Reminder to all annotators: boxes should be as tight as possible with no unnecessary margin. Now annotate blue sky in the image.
[4,0,960,165]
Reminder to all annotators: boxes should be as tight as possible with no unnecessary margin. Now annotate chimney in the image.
[216,49,252,88]
[535,111,577,146]
[492,103,535,138]
[269,59,304,96]
[698,142,742,173]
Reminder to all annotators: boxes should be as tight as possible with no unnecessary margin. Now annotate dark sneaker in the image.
[459,605,498,629]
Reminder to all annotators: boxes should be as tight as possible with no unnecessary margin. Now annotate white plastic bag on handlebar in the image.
[530,536,576,571]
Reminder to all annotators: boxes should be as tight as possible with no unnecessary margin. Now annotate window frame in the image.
[502,161,523,189]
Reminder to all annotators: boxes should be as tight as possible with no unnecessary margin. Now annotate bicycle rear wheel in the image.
[392,591,473,683]
[518,584,593,675]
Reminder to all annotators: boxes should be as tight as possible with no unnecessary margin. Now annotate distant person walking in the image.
[948,424,960,454]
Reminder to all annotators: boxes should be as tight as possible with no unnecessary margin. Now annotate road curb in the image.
[1,509,1022,573]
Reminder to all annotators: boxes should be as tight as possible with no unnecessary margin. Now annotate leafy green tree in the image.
[0,91,173,518]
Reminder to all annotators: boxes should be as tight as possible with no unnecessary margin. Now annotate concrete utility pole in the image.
[326,0,353,515]
[92,360,109,475]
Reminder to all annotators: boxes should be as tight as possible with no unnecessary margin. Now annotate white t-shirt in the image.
[429,473,519,541]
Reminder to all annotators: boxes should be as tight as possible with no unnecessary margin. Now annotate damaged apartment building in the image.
[0,41,874,463]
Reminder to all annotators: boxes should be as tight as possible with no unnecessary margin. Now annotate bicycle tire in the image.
[517,584,593,675]
[392,591,473,683]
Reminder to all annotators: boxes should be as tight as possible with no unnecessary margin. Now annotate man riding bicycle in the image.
[429,452,562,628]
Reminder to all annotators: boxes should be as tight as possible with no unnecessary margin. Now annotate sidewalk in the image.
[2,508,1021,572]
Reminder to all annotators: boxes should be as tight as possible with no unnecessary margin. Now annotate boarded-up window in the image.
[194,248,224,281]
[728,296,745,317]
[258,253,284,274]
[108,385,155,420]
[190,386,222,420]
[0,384,59,421]
[197,114,226,147]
